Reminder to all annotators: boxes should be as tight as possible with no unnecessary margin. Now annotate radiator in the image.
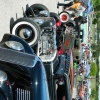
[16,88,30,100]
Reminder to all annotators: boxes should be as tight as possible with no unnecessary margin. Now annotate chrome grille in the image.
[65,54,70,74]
[16,88,30,100]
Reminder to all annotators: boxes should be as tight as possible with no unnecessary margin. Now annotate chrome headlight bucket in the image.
[5,41,24,51]
[0,70,7,82]
[34,19,44,25]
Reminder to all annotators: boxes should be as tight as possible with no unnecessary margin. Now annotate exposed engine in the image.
[30,17,57,60]
[37,26,57,57]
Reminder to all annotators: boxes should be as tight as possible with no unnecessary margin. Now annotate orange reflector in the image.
[65,40,69,46]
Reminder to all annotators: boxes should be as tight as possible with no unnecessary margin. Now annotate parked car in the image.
[0,34,50,100]
[0,33,73,100]
[62,33,82,63]
[11,10,72,100]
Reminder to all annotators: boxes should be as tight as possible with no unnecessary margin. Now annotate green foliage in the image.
[92,18,97,24]
[92,0,100,28]
[91,88,98,99]
[91,43,100,57]
[90,62,98,76]
[92,0,100,8]
[91,89,96,98]
[92,51,99,58]
[91,44,98,49]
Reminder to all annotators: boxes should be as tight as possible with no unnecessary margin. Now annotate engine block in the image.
[37,26,57,62]
[37,27,57,55]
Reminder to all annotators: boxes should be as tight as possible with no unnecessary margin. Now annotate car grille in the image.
[65,54,70,74]
[16,88,31,100]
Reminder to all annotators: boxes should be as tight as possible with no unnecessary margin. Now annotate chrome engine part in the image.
[37,26,57,62]
[37,26,57,56]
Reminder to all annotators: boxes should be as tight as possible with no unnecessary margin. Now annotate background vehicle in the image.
[62,33,82,63]
[25,3,50,17]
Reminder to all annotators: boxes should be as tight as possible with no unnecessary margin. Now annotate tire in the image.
[59,11,70,23]
[26,4,49,17]
[11,18,41,47]
[50,12,60,22]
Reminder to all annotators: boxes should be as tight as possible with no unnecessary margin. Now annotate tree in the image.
[91,43,100,57]
[91,44,98,49]
[92,18,97,24]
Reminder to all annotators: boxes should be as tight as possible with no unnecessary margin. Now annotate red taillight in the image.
[61,14,67,21]
[57,46,64,56]
[56,20,61,27]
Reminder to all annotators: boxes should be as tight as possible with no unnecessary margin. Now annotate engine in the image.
[33,17,58,62]
[37,27,56,55]
[36,26,57,62]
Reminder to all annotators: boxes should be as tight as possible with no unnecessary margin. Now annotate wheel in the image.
[11,18,41,47]
[26,4,49,17]
[59,11,70,23]
[50,12,60,22]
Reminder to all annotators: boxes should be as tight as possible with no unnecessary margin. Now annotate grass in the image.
[92,24,95,44]
[90,78,96,100]
[90,78,96,88]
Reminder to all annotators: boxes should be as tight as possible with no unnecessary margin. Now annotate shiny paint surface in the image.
[0,56,49,100]
[0,34,49,100]
[1,34,34,54]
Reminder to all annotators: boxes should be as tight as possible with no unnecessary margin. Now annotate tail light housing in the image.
[57,46,64,56]
[56,20,61,27]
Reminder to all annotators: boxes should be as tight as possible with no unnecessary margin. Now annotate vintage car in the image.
[11,15,72,100]
[57,46,74,97]
[0,34,50,100]
[0,33,73,100]
[62,33,82,64]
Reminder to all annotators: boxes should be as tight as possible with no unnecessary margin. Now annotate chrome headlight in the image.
[0,70,7,82]
[5,41,24,51]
